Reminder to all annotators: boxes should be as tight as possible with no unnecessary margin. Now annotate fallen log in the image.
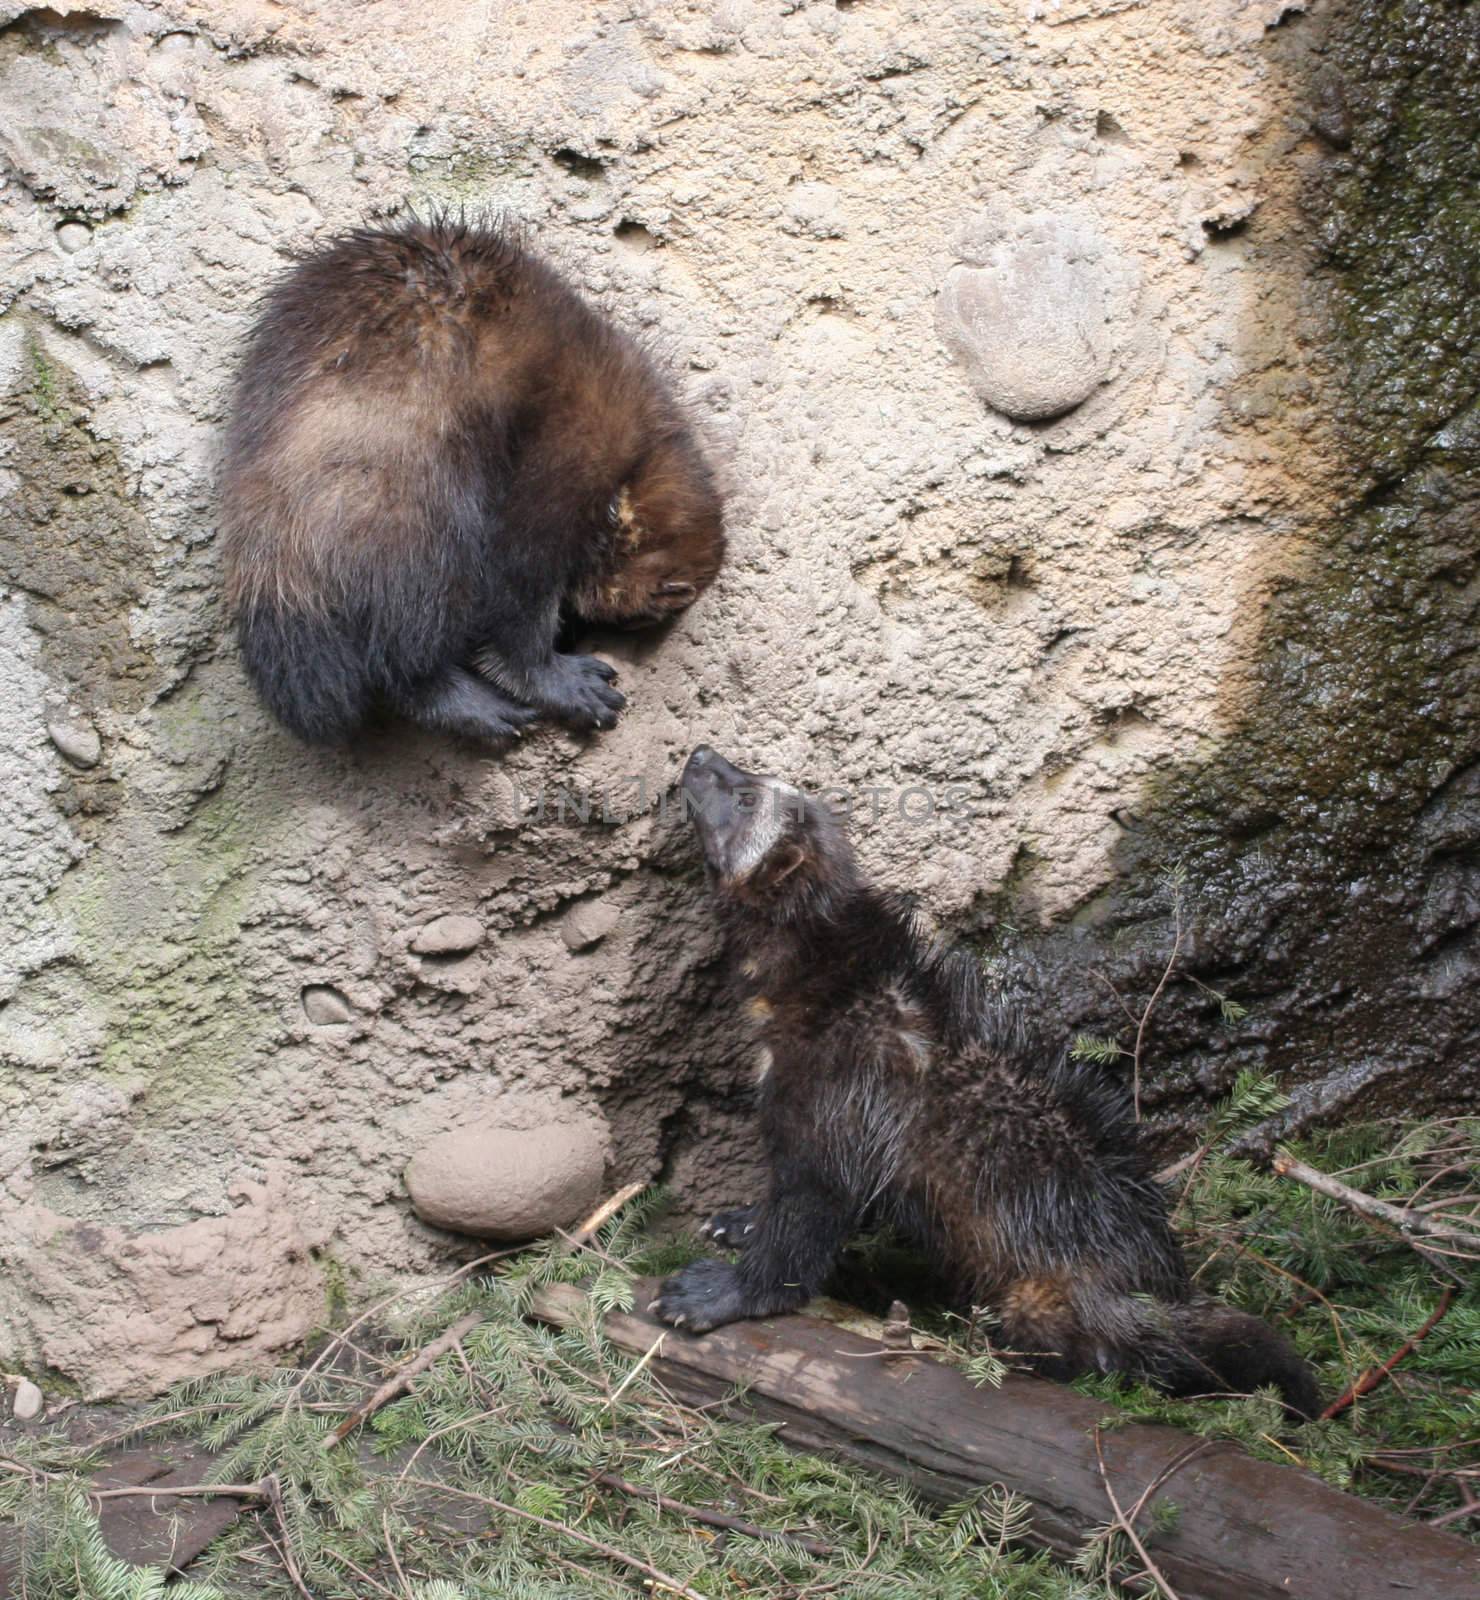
[529,1280,1479,1600]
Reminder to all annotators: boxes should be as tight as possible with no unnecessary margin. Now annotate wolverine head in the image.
[682,746,857,919]
[577,439,726,629]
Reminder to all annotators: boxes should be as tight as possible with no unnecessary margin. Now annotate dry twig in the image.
[324,1311,484,1449]
[1321,1289,1456,1421]
[1130,889,1186,1123]
[563,1179,645,1250]
[262,1474,316,1600]
[1272,1151,1480,1258]
[1092,1428,1183,1600]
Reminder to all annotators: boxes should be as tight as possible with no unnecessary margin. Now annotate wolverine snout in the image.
[683,745,750,792]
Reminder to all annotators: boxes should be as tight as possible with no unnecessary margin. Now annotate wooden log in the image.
[529,1280,1480,1600]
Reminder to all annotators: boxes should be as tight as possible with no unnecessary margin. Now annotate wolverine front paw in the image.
[547,653,626,730]
[649,1259,750,1333]
[701,1204,760,1249]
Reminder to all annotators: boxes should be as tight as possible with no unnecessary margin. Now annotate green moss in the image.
[404,144,531,202]
[318,1256,354,1327]
[27,337,59,418]
[0,327,155,717]
[57,784,271,1117]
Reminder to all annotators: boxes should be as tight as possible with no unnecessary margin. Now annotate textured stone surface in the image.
[301,984,355,1026]
[0,1177,322,1398]
[0,0,1473,1396]
[406,1109,609,1240]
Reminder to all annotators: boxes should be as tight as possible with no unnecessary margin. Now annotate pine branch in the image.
[399,1473,709,1600]
[595,1470,835,1557]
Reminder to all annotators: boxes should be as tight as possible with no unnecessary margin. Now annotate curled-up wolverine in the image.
[219,216,724,745]
[653,748,1321,1418]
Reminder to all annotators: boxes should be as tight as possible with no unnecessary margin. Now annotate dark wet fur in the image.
[656,776,1321,1419]
[219,215,724,744]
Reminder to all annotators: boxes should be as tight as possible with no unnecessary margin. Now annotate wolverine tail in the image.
[999,1274,1320,1420]
[236,602,370,744]
[1137,1299,1321,1419]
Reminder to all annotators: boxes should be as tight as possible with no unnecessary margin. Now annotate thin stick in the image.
[328,1550,402,1600]
[399,1473,708,1600]
[1092,1428,1183,1600]
[1429,1486,1480,1530]
[1120,1440,1219,1529]
[1320,1289,1456,1421]
[1131,888,1185,1122]
[324,1310,484,1448]
[1,1463,267,1505]
[596,1470,835,1557]
[565,1180,645,1248]
[382,1504,412,1600]
[88,1480,271,1504]
[263,1473,316,1600]
[603,1329,666,1410]
[1272,1151,1480,1256]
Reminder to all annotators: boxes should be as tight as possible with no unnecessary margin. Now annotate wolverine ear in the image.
[760,841,807,887]
[658,581,697,600]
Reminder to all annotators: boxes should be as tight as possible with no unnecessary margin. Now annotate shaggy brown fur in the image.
[653,747,1321,1419]
[219,215,724,744]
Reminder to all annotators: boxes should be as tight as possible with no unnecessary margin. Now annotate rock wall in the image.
[1,0,1474,1397]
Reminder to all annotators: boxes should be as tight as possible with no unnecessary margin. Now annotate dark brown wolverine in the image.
[653,747,1320,1418]
[219,216,725,745]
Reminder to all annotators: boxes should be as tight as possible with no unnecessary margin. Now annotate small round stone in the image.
[301,985,355,1026]
[406,1113,609,1241]
[936,208,1129,423]
[561,899,619,951]
[12,1379,43,1422]
[410,914,484,956]
[48,717,101,768]
[55,221,92,255]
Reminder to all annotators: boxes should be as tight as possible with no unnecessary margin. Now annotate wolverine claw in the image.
[651,1258,751,1333]
[703,1204,761,1250]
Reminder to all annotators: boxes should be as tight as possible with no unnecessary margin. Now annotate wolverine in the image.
[219,216,725,745]
[653,747,1320,1418]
